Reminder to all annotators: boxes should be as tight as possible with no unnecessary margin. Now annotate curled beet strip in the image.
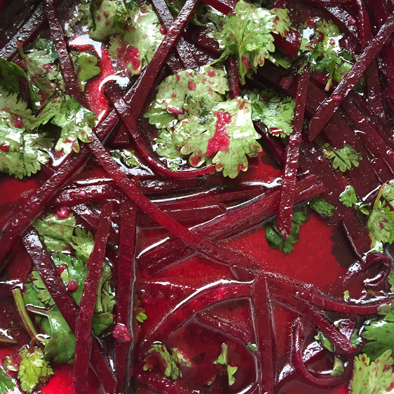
[138,280,252,356]
[292,318,352,388]
[271,289,356,354]
[267,274,389,315]
[22,228,117,394]
[308,12,394,141]
[105,82,216,178]
[88,135,258,280]
[252,274,274,392]
[115,197,136,393]
[151,0,198,69]
[276,64,310,239]
[322,6,359,40]
[343,252,392,290]
[43,0,85,106]
[226,57,240,99]
[74,203,113,394]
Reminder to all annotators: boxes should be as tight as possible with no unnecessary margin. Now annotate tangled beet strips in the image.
[22,229,117,394]
[105,83,216,178]
[276,64,310,239]
[115,198,136,393]
[140,174,324,273]
[292,319,351,388]
[252,275,274,392]
[271,289,355,354]
[308,12,394,141]
[322,6,358,39]
[43,0,85,106]
[74,203,112,394]
[88,135,257,281]
[151,0,198,69]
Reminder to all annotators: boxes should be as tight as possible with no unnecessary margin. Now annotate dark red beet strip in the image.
[151,0,198,69]
[276,64,310,239]
[273,0,290,7]
[252,274,274,392]
[194,27,220,55]
[105,82,216,178]
[271,289,356,354]
[292,318,352,388]
[43,0,85,106]
[201,0,236,14]
[115,197,136,393]
[226,57,240,99]
[273,28,302,58]
[88,135,258,279]
[18,76,32,110]
[74,203,112,394]
[308,12,394,141]
[355,0,372,48]
[138,280,251,356]
[322,6,359,39]
[22,228,117,394]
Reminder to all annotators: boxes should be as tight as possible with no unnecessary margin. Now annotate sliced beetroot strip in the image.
[18,76,32,109]
[201,0,236,14]
[22,228,117,394]
[252,275,274,392]
[74,203,113,394]
[254,121,286,163]
[292,318,352,388]
[140,175,325,273]
[308,12,394,141]
[371,157,394,183]
[226,57,240,99]
[151,0,198,69]
[273,28,302,58]
[88,135,258,280]
[43,0,85,106]
[138,280,252,357]
[271,289,356,354]
[193,27,220,55]
[115,197,136,393]
[276,64,310,239]
[272,0,290,7]
[266,275,388,315]
[355,0,372,48]
[322,6,358,39]
[105,82,216,178]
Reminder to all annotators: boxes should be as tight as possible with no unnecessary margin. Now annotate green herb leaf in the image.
[71,227,95,262]
[72,52,100,91]
[246,343,258,351]
[0,368,16,394]
[314,332,334,352]
[0,58,27,94]
[213,344,237,386]
[331,357,344,377]
[212,0,276,84]
[350,350,394,393]
[340,185,358,208]
[144,344,182,380]
[136,311,147,323]
[18,348,54,393]
[309,197,335,217]
[323,144,362,172]
[367,207,394,249]
[270,8,291,37]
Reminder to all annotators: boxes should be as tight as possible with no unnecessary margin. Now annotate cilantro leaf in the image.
[323,144,362,172]
[144,344,182,379]
[314,332,334,352]
[0,368,16,394]
[265,208,308,253]
[383,180,394,207]
[309,197,335,217]
[212,0,276,84]
[367,207,394,248]
[72,52,100,91]
[331,357,344,377]
[340,186,358,208]
[247,89,295,138]
[213,344,238,386]
[110,148,151,172]
[18,348,53,393]
[350,350,394,393]
[71,227,95,261]
[0,58,27,94]
[270,8,291,37]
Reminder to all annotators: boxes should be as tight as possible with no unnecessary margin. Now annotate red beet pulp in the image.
[1,0,394,394]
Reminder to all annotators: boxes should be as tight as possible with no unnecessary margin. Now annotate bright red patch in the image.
[206,111,232,157]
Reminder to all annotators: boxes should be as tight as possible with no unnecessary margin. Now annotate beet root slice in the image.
[22,228,117,394]
[308,12,394,141]
[226,57,240,99]
[276,64,310,239]
[74,203,113,394]
[115,197,137,393]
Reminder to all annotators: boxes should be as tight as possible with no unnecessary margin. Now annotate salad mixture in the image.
[1,0,394,392]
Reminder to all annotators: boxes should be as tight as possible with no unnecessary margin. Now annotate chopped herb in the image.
[340,186,358,208]
[72,52,100,91]
[0,368,16,394]
[246,343,258,351]
[323,144,362,173]
[144,344,182,379]
[314,332,334,352]
[270,8,291,38]
[136,311,147,323]
[343,290,350,300]
[331,357,344,377]
[309,197,335,217]
[213,344,238,386]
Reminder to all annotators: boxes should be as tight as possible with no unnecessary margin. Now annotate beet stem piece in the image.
[43,0,85,106]
[22,229,117,394]
[105,83,215,178]
[115,197,136,393]
[88,135,257,280]
[308,12,394,141]
[74,203,113,394]
[226,57,240,99]
[276,64,310,239]
[292,318,352,388]
[151,0,198,69]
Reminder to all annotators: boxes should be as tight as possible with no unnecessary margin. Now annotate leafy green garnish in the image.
[136,311,147,323]
[72,52,100,91]
[350,350,394,393]
[0,368,16,394]
[309,197,335,217]
[331,357,344,377]
[323,143,362,172]
[340,185,358,208]
[18,348,54,393]
[0,58,28,94]
[143,344,182,379]
[367,207,394,250]
[212,0,276,84]
[270,8,291,37]
[314,332,334,352]
[265,208,308,253]
[213,344,238,386]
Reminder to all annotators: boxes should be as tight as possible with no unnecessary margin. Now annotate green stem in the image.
[373,182,387,211]
[25,304,50,317]
[0,336,17,344]
[12,288,39,341]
